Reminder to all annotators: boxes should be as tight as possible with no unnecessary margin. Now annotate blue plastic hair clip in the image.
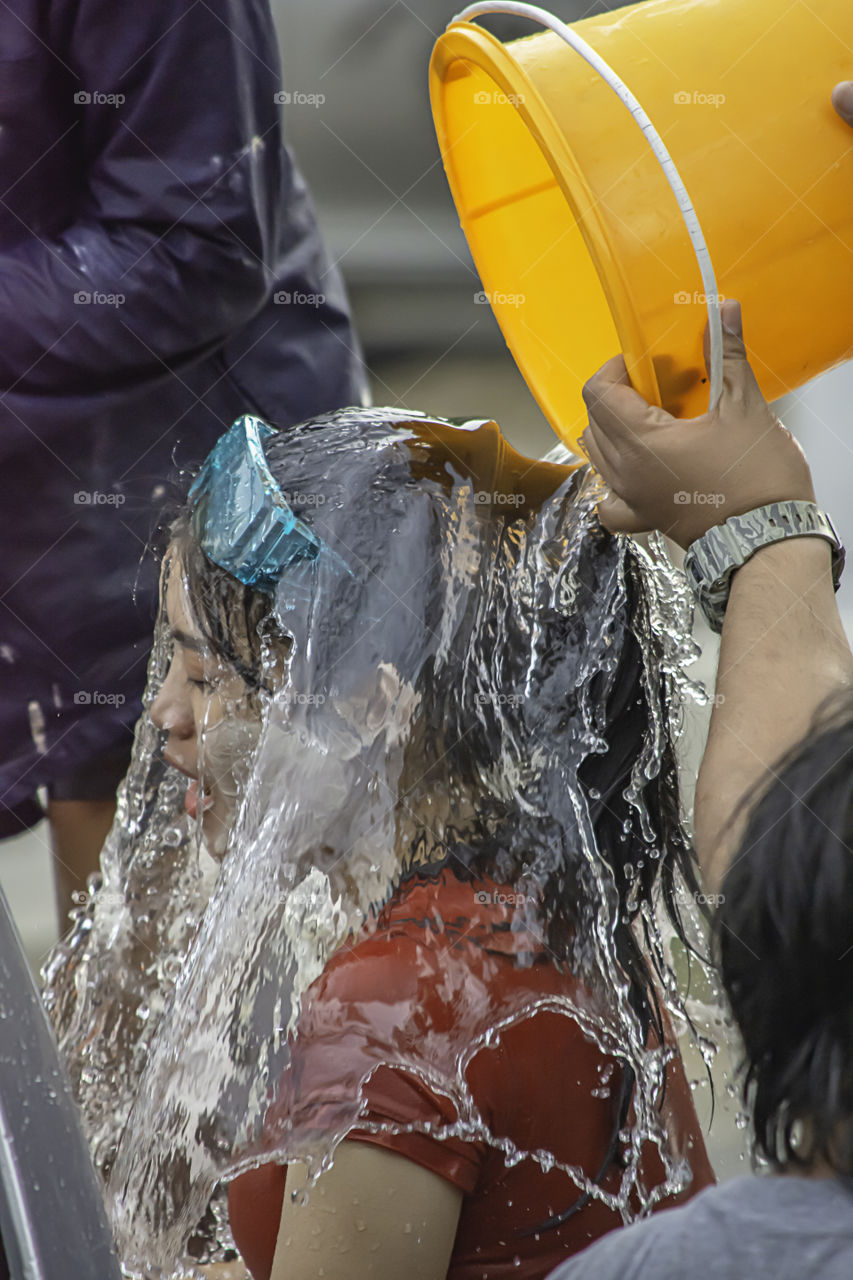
[188,415,323,594]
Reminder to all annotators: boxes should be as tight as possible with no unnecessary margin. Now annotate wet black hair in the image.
[167,511,278,695]
[468,526,702,1234]
[714,691,853,1182]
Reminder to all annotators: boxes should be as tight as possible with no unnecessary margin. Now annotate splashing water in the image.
[43,410,731,1276]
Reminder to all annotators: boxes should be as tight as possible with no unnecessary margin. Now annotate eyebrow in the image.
[169,627,206,653]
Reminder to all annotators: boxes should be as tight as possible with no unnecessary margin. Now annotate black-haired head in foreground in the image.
[715,691,853,1182]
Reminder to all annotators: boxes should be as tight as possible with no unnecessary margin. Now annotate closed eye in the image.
[187,676,215,691]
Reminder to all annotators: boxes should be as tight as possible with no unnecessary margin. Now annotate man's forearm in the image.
[579,296,853,888]
[694,536,853,890]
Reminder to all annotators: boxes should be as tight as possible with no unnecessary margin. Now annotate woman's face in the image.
[150,556,262,858]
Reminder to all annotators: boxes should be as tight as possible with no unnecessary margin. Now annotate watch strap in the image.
[683,501,845,634]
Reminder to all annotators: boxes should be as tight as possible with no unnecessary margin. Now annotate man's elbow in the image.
[171,230,273,343]
[210,237,273,326]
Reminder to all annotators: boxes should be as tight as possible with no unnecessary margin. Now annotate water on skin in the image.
[42,410,730,1275]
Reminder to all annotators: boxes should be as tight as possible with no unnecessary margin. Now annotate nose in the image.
[150,657,196,741]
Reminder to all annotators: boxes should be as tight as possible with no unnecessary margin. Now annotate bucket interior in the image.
[439,57,621,449]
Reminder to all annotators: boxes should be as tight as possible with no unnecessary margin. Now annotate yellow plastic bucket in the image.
[430,0,853,453]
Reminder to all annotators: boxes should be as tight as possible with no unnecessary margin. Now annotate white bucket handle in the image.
[452,1,725,413]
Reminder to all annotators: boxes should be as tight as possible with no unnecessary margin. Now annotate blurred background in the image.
[2,0,851,1184]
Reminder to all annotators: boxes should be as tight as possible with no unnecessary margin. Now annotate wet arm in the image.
[693,537,853,892]
[270,1141,462,1280]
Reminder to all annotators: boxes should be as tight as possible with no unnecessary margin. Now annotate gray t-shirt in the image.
[547,1175,853,1280]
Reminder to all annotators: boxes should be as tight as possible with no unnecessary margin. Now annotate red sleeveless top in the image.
[228,871,714,1278]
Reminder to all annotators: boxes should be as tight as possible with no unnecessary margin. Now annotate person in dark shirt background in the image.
[0,0,365,920]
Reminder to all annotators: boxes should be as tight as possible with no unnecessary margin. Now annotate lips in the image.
[163,754,213,819]
[184,778,214,819]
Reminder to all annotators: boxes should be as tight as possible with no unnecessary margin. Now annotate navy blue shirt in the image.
[0,0,366,821]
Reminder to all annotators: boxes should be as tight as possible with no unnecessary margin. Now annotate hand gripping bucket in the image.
[430,0,853,453]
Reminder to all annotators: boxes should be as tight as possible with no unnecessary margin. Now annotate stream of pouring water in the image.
[43,414,734,1277]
